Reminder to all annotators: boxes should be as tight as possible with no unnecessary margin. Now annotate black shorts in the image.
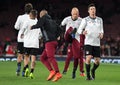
[24,48,39,56]
[84,45,100,57]
[17,42,24,54]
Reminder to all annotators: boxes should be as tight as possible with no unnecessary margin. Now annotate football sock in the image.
[30,69,34,73]
[85,64,91,78]
[91,63,99,79]
[23,64,29,72]
[92,63,99,71]
[17,62,21,71]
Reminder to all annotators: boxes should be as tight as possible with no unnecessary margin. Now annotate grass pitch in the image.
[0,61,120,85]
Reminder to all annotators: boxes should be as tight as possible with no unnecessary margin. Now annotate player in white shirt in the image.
[14,3,33,76]
[77,4,104,80]
[61,7,85,78]
[21,10,42,79]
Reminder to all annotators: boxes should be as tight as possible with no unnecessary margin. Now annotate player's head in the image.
[39,10,48,18]
[71,7,79,20]
[88,3,96,16]
[29,10,38,19]
[24,3,33,14]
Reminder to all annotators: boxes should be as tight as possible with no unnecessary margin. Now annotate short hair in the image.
[40,9,48,17]
[40,9,48,14]
[30,9,38,17]
[88,3,96,10]
[24,3,33,14]
[71,7,79,13]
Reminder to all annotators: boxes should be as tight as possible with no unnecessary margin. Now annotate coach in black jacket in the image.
[31,10,62,82]
[31,10,60,42]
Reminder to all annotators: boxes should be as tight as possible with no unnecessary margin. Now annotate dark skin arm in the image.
[31,17,45,29]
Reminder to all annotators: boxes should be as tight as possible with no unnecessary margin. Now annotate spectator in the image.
[4,38,15,57]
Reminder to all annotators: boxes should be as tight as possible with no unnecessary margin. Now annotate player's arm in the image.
[59,17,68,39]
[56,24,62,40]
[99,18,104,39]
[61,17,67,26]
[77,19,87,35]
[20,22,28,38]
[58,18,68,40]
[38,29,43,39]
[31,17,45,29]
[14,16,21,30]
[60,17,68,31]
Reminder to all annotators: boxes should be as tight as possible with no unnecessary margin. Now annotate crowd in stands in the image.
[0,38,16,57]
[101,35,120,57]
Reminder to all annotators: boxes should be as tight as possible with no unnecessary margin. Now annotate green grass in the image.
[0,61,120,85]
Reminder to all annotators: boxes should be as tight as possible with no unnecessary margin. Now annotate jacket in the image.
[31,14,61,42]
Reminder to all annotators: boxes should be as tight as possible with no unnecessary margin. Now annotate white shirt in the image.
[77,16,104,46]
[14,14,30,42]
[61,16,82,42]
[21,18,42,48]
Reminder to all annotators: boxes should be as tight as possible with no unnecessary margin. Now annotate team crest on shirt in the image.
[86,51,89,54]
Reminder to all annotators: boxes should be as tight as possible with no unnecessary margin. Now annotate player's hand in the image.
[57,36,60,40]
[98,33,103,39]
[71,33,75,38]
[83,30,87,35]
[70,28,77,38]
